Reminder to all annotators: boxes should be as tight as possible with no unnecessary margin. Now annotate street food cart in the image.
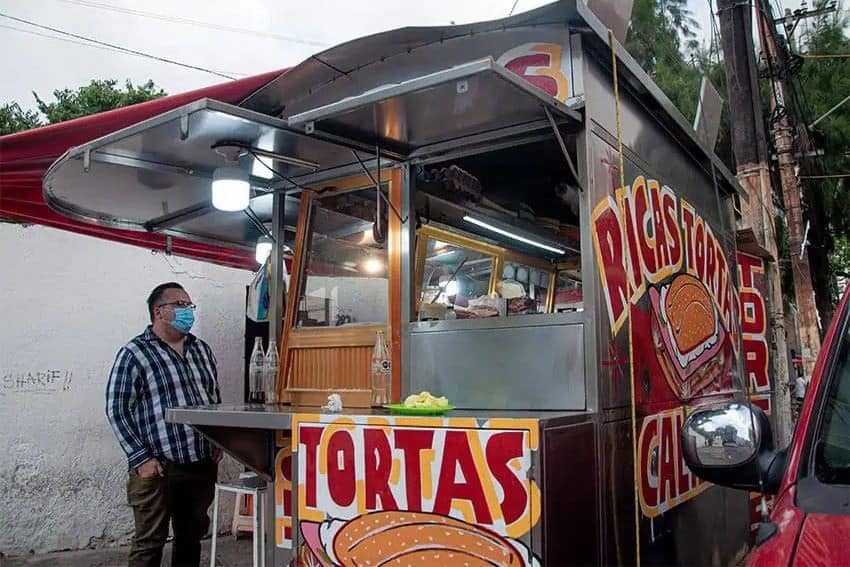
[43,2,756,564]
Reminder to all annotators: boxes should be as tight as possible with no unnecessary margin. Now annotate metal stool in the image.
[210,474,267,567]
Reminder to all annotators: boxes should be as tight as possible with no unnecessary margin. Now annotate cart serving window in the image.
[284,57,587,410]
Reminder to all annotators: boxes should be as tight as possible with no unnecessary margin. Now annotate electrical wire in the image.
[608,27,641,567]
[508,0,521,17]
[0,12,237,80]
[799,173,850,179]
[0,22,247,77]
[54,0,327,47]
[802,53,850,58]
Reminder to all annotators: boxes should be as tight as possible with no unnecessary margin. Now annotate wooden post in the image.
[755,0,822,378]
[717,0,793,444]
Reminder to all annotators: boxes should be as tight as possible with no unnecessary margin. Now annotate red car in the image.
[683,289,850,565]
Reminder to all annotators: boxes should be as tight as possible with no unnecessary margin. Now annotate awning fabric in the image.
[0,70,285,270]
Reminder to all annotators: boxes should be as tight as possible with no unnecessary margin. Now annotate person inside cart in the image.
[106,282,223,567]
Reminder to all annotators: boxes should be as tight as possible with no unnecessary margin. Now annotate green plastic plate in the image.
[383,403,456,416]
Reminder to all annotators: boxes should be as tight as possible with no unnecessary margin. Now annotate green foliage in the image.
[34,79,166,125]
[797,3,850,300]
[0,102,42,135]
[1,79,166,136]
[830,234,850,278]
[626,0,735,168]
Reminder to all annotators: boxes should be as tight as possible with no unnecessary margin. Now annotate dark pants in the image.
[126,459,217,567]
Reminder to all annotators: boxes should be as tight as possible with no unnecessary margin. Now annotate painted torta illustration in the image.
[649,273,731,401]
[299,510,539,567]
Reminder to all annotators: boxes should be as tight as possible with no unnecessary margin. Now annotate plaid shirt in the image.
[106,326,221,469]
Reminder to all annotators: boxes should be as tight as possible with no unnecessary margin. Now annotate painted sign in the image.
[274,431,293,549]
[738,252,772,414]
[737,252,773,535]
[592,175,739,355]
[592,169,739,519]
[290,414,541,566]
[636,407,710,518]
[497,42,573,102]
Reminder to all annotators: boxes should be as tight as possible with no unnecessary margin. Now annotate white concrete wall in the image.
[0,223,251,555]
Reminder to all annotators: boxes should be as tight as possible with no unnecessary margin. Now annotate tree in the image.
[34,79,166,124]
[626,0,735,169]
[1,78,166,136]
[794,3,850,322]
[1,102,42,135]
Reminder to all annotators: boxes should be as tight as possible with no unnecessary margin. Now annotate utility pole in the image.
[756,0,825,379]
[717,0,793,444]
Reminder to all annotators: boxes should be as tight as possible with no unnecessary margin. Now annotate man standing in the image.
[106,282,223,567]
[794,374,810,421]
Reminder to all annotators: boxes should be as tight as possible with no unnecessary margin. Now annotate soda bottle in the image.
[249,337,265,404]
[264,342,279,404]
[371,331,391,407]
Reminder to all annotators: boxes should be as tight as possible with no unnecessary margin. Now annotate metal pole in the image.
[269,190,285,351]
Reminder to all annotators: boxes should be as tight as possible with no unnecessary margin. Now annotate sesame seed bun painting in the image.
[299,511,536,567]
[649,273,730,401]
[291,415,542,567]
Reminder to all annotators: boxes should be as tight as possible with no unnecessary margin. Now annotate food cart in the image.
[42,2,756,564]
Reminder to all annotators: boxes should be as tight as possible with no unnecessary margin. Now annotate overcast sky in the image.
[0,0,794,112]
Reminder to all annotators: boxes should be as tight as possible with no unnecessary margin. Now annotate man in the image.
[794,374,810,421]
[106,282,223,567]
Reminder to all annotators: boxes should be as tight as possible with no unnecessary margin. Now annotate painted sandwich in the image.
[649,273,731,400]
[301,510,538,567]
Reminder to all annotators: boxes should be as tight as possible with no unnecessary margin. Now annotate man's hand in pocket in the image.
[136,458,164,479]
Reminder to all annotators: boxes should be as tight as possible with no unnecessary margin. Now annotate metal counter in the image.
[167,403,590,431]
[166,404,591,480]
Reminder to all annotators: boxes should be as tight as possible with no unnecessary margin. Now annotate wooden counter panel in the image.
[288,345,373,390]
[287,325,386,349]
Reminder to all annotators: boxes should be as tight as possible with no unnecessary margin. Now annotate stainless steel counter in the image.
[167,403,591,430]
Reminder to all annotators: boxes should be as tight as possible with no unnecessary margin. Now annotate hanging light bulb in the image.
[212,166,250,211]
[255,235,273,264]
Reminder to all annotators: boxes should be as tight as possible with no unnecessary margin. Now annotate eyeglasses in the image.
[157,301,196,310]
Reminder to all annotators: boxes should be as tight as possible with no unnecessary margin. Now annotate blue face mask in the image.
[170,307,195,334]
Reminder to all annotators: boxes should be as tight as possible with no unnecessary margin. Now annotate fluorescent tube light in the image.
[463,215,566,255]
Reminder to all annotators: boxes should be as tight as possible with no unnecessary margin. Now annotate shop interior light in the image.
[255,235,273,264]
[444,280,459,296]
[212,166,250,211]
[361,257,384,274]
[463,215,566,255]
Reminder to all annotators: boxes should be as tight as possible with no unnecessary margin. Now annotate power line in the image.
[55,0,327,48]
[802,53,850,59]
[0,23,246,77]
[509,0,521,17]
[0,12,236,80]
[799,173,850,179]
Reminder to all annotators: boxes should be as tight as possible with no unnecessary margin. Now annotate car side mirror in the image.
[681,402,784,494]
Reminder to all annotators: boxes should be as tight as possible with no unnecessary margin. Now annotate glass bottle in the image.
[249,337,265,404]
[264,342,279,404]
[370,331,391,407]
